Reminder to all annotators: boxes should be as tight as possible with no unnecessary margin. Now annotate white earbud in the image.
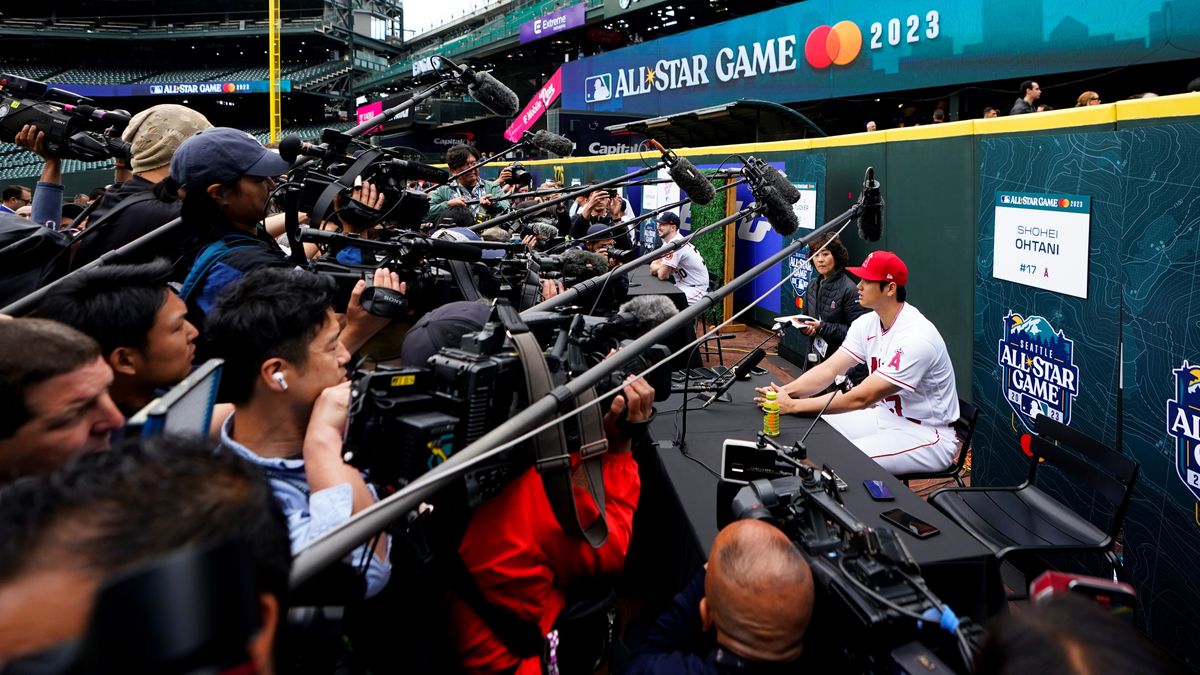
[272,372,289,391]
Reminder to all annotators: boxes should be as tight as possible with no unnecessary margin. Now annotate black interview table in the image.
[624,375,1006,623]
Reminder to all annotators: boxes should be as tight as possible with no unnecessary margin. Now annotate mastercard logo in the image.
[222,83,237,93]
[1058,198,1070,208]
[804,21,863,69]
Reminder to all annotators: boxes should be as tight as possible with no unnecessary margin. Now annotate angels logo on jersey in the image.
[997,311,1079,434]
[1167,360,1200,501]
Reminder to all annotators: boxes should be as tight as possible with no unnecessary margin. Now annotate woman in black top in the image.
[799,233,869,382]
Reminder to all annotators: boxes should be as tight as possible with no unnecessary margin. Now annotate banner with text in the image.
[505,67,564,142]
[992,192,1091,298]
[57,80,292,98]
[561,0,1200,116]
[520,3,586,45]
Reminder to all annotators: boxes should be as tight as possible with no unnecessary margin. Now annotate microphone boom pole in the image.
[289,200,863,590]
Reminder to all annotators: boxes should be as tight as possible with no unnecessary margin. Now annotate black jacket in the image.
[72,176,186,271]
[804,269,868,355]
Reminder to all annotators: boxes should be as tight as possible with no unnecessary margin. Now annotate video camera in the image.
[278,129,446,230]
[731,468,984,674]
[0,73,132,162]
[342,301,671,491]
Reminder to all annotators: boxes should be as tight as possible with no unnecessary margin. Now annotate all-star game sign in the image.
[1167,361,1200,499]
[788,243,813,309]
[997,311,1080,433]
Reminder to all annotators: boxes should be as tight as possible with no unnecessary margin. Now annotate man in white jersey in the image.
[650,212,709,305]
[754,251,960,474]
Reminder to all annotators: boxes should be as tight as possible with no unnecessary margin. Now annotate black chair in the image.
[928,415,1138,598]
[896,398,978,487]
[698,274,725,367]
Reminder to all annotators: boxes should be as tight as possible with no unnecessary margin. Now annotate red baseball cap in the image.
[847,251,908,286]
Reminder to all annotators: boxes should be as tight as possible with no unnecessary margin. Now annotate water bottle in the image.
[763,390,781,437]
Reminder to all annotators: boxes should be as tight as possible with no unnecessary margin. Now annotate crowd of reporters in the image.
[0,99,1180,674]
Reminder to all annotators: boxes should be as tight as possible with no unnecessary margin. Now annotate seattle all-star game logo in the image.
[997,311,1080,434]
[788,244,812,309]
[1167,361,1200,502]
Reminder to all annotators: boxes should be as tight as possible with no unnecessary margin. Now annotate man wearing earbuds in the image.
[206,268,391,598]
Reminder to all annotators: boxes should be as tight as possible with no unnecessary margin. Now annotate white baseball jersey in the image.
[839,303,959,427]
[660,232,709,305]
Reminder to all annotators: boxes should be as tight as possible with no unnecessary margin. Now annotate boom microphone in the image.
[856,167,884,242]
[666,155,715,205]
[561,248,610,281]
[297,229,484,262]
[526,129,575,156]
[617,294,680,328]
[435,57,520,117]
[764,164,801,204]
[758,184,800,236]
[278,135,451,184]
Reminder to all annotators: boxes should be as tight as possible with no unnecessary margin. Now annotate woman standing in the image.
[799,233,869,382]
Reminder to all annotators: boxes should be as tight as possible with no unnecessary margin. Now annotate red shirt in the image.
[450,450,641,674]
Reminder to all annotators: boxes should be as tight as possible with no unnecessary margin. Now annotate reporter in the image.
[799,233,868,383]
[34,259,198,415]
[0,319,124,484]
[206,268,390,598]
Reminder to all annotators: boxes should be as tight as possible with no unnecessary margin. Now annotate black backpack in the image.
[0,213,72,309]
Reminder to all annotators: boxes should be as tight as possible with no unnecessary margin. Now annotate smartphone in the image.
[880,508,940,538]
[864,479,895,501]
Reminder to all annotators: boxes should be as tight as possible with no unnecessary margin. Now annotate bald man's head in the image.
[701,520,815,663]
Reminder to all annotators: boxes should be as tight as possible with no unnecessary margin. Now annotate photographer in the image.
[427,144,506,223]
[0,435,292,672]
[207,268,391,599]
[72,104,213,269]
[12,125,64,230]
[626,520,815,674]
[34,259,199,416]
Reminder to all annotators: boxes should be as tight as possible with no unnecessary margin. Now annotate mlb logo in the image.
[584,74,612,103]
[150,85,163,94]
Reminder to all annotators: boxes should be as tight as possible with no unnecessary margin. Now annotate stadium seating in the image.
[49,66,159,85]
[136,68,243,83]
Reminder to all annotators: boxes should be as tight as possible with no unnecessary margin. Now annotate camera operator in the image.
[428,144,506,223]
[71,104,214,270]
[206,268,391,598]
[0,435,292,672]
[0,319,125,485]
[649,212,709,306]
[626,520,815,674]
[33,259,199,417]
[12,125,65,230]
[444,362,655,673]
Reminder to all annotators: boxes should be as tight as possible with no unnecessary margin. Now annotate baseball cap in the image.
[586,223,614,238]
[657,212,680,226]
[400,301,492,366]
[169,127,291,190]
[121,104,213,173]
[846,251,908,286]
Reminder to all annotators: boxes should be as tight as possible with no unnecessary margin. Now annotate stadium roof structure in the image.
[603,100,827,148]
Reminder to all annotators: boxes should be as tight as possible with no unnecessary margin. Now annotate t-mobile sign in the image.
[356,101,384,134]
[519,3,586,45]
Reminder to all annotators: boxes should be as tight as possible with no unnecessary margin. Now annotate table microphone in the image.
[701,347,767,409]
[792,375,852,459]
[856,166,884,242]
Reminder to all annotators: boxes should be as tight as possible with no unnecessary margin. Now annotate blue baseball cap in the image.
[169,127,292,190]
[657,212,681,226]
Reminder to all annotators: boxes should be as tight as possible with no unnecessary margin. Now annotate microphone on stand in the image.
[700,346,768,409]
[791,375,852,460]
[648,139,715,205]
[856,166,884,242]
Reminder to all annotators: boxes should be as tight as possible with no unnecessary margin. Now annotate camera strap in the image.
[310,150,383,227]
[512,331,610,548]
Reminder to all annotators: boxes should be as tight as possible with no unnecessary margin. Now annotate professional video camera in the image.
[342,300,671,491]
[731,465,984,674]
[0,73,131,162]
[278,129,447,230]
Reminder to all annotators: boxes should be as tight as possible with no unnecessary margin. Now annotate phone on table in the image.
[880,508,940,538]
[864,479,895,501]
